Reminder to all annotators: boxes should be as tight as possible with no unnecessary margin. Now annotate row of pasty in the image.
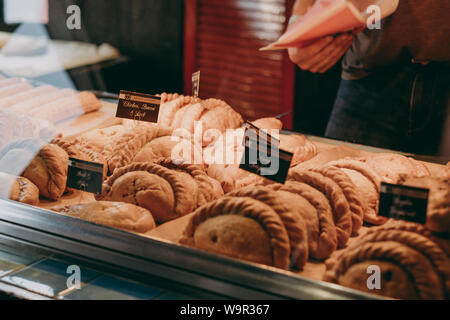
[0,89,449,300]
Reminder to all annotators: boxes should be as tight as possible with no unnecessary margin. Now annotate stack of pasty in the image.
[324,221,450,300]
[96,160,223,223]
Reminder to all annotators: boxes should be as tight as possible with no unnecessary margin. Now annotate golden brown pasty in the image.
[97,162,199,223]
[361,153,430,183]
[195,99,243,147]
[73,125,127,156]
[106,124,173,174]
[326,159,387,225]
[288,169,353,248]
[180,196,291,269]
[0,139,68,201]
[443,162,450,180]
[324,228,450,299]
[152,158,224,206]
[354,220,450,257]
[0,172,39,206]
[251,117,283,132]
[398,176,450,234]
[51,137,108,179]
[204,128,317,192]
[226,186,309,269]
[51,201,156,233]
[265,181,338,260]
[132,135,203,166]
[279,134,318,166]
[157,95,195,127]
[312,165,364,236]
[23,144,68,200]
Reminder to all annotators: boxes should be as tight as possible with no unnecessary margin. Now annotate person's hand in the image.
[288,32,354,74]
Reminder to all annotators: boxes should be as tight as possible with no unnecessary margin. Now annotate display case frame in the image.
[0,198,383,300]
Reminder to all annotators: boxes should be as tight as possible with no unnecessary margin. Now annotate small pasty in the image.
[51,201,156,233]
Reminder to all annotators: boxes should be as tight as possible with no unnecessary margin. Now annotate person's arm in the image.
[287,0,355,74]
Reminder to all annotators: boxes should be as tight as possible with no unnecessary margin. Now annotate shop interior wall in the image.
[0,0,184,94]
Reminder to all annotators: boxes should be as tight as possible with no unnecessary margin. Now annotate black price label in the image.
[116,90,161,123]
[239,122,292,184]
[67,158,104,195]
[378,183,429,224]
[192,71,200,98]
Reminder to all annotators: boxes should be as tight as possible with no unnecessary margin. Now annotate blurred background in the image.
[0,0,342,136]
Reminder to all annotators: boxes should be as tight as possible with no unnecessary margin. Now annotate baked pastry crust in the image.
[443,162,450,180]
[132,135,203,166]
[355,220,450,257]
[326,159,387,225]
[197,99,243,147]
[288,169,353,248]
[180,196,291,269]
[325,230,450,299]
[226,186,309,269]
[0,172,39,206]
[265,181,338,260]
[51,201,155,233]
[251,117,283,132]
[23,144,68,200]
[158,95,195,127]
[97,162,198,223]
[312,165,364,236]
[153,158,224,206]
[106,124,173,174]
[51,137,107,178]
[361,153,429,183]
[74,125,127,156]
[0,139,68,201]
[279,134,318,166]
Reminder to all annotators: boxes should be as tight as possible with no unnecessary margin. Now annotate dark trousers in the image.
[325,63,450,156]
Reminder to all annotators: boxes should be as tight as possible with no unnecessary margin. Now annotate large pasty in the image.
[152,158,224,206]
[399,176,450,234]
[180,196,291,269]
[361,153,430,183]
[97,162,198,223]
[265,181,337,260]
[279,134,318,166]
[326,159,387,225]
[74,125,127,156]
[312,165,364,235]
[0,139,68,200]
[106,124,173,174]
[0,172,39,206]
[226,186,309,269]
[288,169,353,248]
[324,228,450,299]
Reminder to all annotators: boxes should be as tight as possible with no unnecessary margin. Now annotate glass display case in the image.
[0,0,448,300]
